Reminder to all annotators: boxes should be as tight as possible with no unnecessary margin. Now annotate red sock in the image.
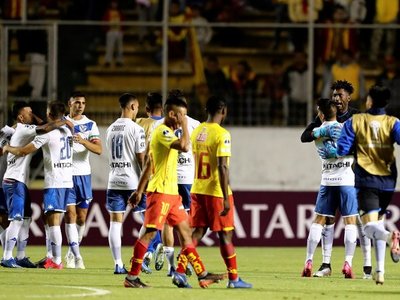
[220,243,238,281]
[128,239,148,276]
[177,244,206,276]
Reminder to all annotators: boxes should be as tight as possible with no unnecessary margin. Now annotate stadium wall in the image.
[28,127,400,246]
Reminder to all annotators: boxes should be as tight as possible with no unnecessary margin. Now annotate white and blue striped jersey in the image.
[31,126,73,189]
[106,118,146,190]
[314,121,354,186]
[66,115,100,176]
[4,123,37,184]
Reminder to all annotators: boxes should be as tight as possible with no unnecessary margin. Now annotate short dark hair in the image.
[164,92,188,113]
[206,95,226,115]
[331,80,354,95]
[317,98,337,120]
[12,101,30,120]
[70,91,85,99]
[368,84,391,108]
[119,93,137,108]
[48,101,67,118]
[146,92,163,111]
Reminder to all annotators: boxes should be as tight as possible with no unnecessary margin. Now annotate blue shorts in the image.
[67,175,93,209]
[0,187,7,214]
[43,188,70,214]
[315,185,358,218]
[2,180,32,220]
[106,189,146,213]
[178,184,192,210]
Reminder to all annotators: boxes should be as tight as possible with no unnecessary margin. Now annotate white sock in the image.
[164,246,175,270]
[16,218,31,259]
[364,221,390,242]
[306,223,323,262]
[322,224,334,264]
[108,221,123,266]
[375,239,386,274]
[44,224,52,258]
[77,224,85,244]
[357,221,372,267]
[344,224,357,266]
[49,226,62,264]
[4,220,23,259]
[0,225,7,251]
[65,223,81,258]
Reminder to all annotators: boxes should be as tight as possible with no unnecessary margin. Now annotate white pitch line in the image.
[26,285,111,298]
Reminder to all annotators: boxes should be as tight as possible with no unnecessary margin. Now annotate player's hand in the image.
[73,134,85,145]
[318,142,337,159]
[176,112,187,127]
[128,191,142,207]
[220,199,230,216]
[2,145,9,155]
[313,125,341,140]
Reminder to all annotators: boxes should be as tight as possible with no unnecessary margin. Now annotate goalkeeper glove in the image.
[313,125,341,140]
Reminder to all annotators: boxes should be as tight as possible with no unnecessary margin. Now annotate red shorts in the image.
[144,192,188,230]
[189,193,235,232]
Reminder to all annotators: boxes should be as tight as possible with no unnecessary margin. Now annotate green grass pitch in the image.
[1,246,400,299]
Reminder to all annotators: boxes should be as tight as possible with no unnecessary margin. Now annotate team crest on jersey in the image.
[196,128,207,142]
[74,122,93,133]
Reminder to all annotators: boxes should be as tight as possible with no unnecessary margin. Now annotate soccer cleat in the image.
[390,231,400,263]
[154,243,165,271]
[301,259,312,277]
[75,257,85,269]
[198,272,225,288]
[1,258,22,268]
[342,261,355,279]
[167,266,175,277]
[141,255,152,274]
[363,266,372,280]
[65,252,75,269]
[114,264,128,274]
[172,272,192,288]
[36,257,51,268]
[373,271,384,285]
[44,258,63,270]
[124,276,149,288]
[227,277,253,289]
[15,257,36,268]
[313,263,332,277]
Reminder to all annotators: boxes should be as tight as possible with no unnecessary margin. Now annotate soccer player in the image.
[124,93,224,288]
[189,95,252,289]
[4,101,73,269]
[106,93,146,274]
[335,85,400,284]
[301,98,358,279]
[64,92,102,269]
[300,80,372,278]
[0,125,15,250]
[152,89,200,277]
[135,92,164,274]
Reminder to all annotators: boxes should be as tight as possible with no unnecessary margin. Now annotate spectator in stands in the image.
[227,60,258,125]
[369,0,398,65]
[204,55,232,106]
[287,0,323,52]
[188,4,213,52]
[103,0,124,67]
[283,51,310,126]
[261,58,287,126]
[376,56,400,119]
[317,4,359,65]
[322,49,366,109]
[136,0,158,44]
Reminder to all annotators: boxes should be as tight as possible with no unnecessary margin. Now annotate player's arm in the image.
[337,119,355,157]
[136,151,145,171]
[32,113,44,125]
[35,119,74,135]
[128,157,151,207]
[218,156,230,216]
[300,116,322,143]
[3,142,38,157]
[170,114,189,152]
[392,119,400,145]
[73,135,102,155]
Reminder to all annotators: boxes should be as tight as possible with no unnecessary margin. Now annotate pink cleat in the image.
[301,260,312,277]
[390,231,400,263]
[43,258,63,270]
[342,261,355,279]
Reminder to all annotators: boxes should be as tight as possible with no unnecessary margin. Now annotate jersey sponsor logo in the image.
[111,125,126,132]
[162,129,170,136]
[178,157,191,164]
[110,162,132,168]
[323,161,351,169]
[74,122,94,133]
[224,139,231,145]
[7,157,16,165]
[53,162,73,168]
[110,180,128,186]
